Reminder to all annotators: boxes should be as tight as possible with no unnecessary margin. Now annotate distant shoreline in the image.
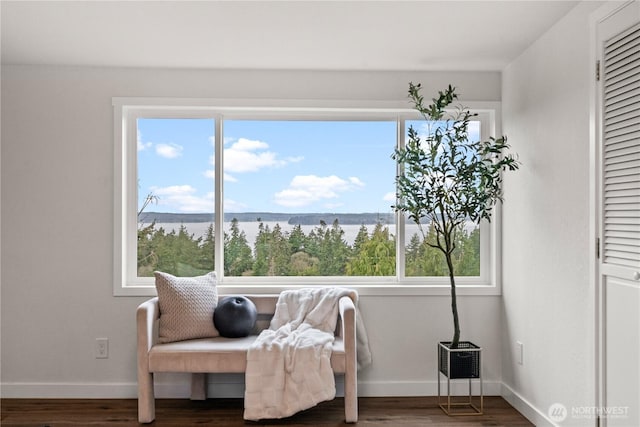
[139,212,395,226]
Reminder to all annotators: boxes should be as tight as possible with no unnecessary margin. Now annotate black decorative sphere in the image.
[213,296,257,338]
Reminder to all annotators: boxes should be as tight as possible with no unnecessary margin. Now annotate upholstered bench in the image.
[136,294,358,423]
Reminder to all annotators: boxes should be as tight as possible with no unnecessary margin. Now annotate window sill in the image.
[115,281,501,297]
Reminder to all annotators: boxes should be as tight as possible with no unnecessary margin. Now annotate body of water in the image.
[152,221,407,246]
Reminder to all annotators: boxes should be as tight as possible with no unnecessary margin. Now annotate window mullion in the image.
[215,115,225,281]
[396,117,406,279]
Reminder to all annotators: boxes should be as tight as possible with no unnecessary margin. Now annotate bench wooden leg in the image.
[138,371,155,423]
[191,373,207,400]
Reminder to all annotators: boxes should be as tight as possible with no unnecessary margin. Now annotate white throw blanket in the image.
[243,287,370,421]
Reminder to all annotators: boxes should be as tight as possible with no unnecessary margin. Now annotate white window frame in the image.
[113,97,503,297]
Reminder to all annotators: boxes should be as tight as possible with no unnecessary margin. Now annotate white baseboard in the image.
[1,378,500,399]
[501,382,557,427]
[0,381,246,399]
[0,382,139,399]
[358,379,501,397]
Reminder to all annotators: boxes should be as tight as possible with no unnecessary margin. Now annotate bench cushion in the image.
[148,336,346,373]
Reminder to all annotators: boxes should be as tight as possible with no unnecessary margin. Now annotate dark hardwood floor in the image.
[1,396,532,426]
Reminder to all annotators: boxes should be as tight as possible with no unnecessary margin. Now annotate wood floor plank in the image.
[1,397,533,426]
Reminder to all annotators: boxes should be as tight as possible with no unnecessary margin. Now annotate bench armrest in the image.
[338,293,357,368]
[137,297,160,354]
[338,294,356,339]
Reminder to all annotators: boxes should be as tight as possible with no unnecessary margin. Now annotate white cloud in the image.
[204,168,238,182]
[274,174,365,208]
[207,170,238,182]
[383,192,396,203]
[138,140,152,151]
[224,138,302,176]
[151,185,213,213]
[232,138,269,152]
[137,130,152,151]
[348,177,365,187]
[156,143,183,159]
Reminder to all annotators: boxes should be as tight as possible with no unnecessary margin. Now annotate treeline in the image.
[137,218,480,278]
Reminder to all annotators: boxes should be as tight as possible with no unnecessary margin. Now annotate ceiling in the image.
[1,1,579,72]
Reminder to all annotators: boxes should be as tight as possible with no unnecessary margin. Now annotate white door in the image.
[596,2,640,426]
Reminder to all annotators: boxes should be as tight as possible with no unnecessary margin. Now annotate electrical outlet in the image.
[95,338,109,359]
[516,341,524,365]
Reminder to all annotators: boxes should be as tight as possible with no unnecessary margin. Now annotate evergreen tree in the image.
[346,223,395,275]
[404,232,423,276]
[289,251,319,276]
[316,219,350,276]
[137,221,158,277]
[305,227,321,262]
[198,223,215,272]
[224,218,253,276]
[171,225,206,275]
[417,222,449,276]
[288,224,307,253]
[252,222,270,276]
[454,226,480,276]
[137,192,160,276]
[152,227,177,274]
[352,224,370,254]
[268,224,291,276]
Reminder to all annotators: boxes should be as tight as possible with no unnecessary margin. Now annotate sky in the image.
[137,118,398,214]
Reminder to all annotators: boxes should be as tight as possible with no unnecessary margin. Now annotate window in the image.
[136,117,216,277]
[114,99,499,296]
[223,119,397,278]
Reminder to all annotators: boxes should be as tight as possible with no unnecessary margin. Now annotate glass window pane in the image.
[223,119,396,277]
[136,118,215,277]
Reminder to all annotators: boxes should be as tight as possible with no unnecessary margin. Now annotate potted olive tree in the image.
[393,83,519,383]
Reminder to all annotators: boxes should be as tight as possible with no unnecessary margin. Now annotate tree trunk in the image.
[445,251,460,349]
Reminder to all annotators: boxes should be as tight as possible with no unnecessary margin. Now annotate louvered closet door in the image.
[603,20,640,278]
[598,2,640,426]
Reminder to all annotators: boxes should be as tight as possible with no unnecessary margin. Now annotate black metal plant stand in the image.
[437,341,483,415]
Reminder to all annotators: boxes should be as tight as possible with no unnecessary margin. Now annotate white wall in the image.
[501,2,602,426]
[0,65,504,397]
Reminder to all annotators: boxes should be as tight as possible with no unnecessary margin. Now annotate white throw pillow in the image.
[155,271,218,343]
